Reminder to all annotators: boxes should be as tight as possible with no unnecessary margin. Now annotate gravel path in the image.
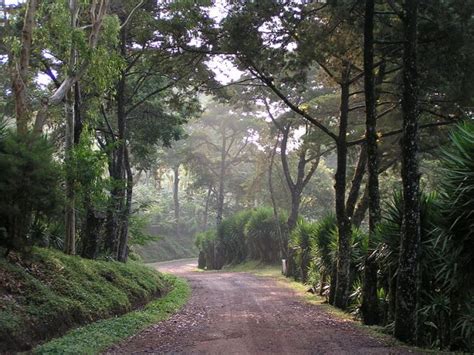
[106,259,418,354]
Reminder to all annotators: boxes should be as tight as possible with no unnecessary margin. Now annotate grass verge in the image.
[34,274,190,354]
[0,248,186,352]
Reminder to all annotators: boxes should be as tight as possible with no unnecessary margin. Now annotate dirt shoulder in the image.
[107,259,420,354]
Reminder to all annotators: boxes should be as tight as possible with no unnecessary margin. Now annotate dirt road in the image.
[108,259,416,354]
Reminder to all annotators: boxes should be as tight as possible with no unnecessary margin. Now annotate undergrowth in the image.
[34,274,190,354]
[0,248,174,352]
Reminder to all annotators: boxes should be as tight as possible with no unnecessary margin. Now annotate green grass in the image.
[34,274,190,354]
[0,248,177,352]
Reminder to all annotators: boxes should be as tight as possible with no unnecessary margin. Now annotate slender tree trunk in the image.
[81,194,101,259]
[73,82,83,144]
[334,70,352,309]
[203,184,212,230]
[63,1,79,255]
[10,0,37,135]
[287,191,301,231]
[352,186,369,228]
[117,145,132,262]
[216,127,227,226]
[361,0,380,325]
[346,144,367,220]
[395,0,421,344]
[173,164,180,237]
[64,90,76,255]
[106,29,127,259]
[329,259,338,305]
[269,137,286,259]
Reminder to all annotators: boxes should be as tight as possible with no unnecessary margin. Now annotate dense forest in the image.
[0,0,473,353]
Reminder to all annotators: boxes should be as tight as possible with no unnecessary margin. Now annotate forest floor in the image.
[107,259,422,354]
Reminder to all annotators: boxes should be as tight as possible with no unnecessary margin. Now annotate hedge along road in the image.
[107,259,418,354]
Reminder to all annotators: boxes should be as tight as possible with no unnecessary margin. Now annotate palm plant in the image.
[290,220,317,282]
[434,121,474,351]
[308,214,337,296]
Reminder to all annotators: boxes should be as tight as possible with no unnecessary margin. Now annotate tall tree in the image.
[395,0,421,344]
[187,101,256,226]
[264,102,322,231]
[360,0,379,325]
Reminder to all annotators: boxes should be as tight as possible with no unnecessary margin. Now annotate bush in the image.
[245,207,287,263]
[308,214,337,295]
[0,132,61,254]
[195,230,217,269]
[216,209,253,266]
[290,220,318,282]
[376,191,458,348]
[195,207,288,269]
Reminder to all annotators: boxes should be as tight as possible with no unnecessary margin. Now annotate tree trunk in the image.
[216,127,227,226]
[361,0,380,326]
[73,82,83,144]
[269,137,287,259]
[173,164,180,237]
[81,194,102,259]
[117,145,132,262]
[10,0,37,135]
[64,90,76,255]
[352,186,369,228]
[329,259,338,305]
[334,71,352,309]
[105,29,127,259]
[346,144,367,220]
[395,0,421,344]
[203,184,212,230]
[64,0,81,255]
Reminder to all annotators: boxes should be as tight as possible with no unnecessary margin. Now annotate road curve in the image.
[107,259,416,354]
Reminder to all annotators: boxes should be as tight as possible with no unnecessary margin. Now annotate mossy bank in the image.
[0,248,186,352]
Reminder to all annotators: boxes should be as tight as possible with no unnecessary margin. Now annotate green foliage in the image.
[0,248,170,353]
[290,220,317,282]
[305,215,368,305]
[439,121,474,287]
[0,132,61,253]
[216,209,254,266]
[196,208,287,269]
[245,207,288,263]
[127,214,157,247]
[195,229,217,269]
[376,186,473,350]
[309,215,337,279]
[34,274,189,354]
[431,121,474,351]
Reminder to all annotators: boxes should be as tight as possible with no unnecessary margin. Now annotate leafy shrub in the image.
[0,132,61,254]
[290,220,317,282]
[216,209,253,266]
[244,207,287,263]
[376,191,459,348]
[195,229,217,269]
[308,214,337,296]
[195,207,287,269]
[305,214,368,306]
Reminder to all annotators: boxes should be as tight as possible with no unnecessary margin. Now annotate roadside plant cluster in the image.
[195,207,287,270]
[289,123,474,351]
